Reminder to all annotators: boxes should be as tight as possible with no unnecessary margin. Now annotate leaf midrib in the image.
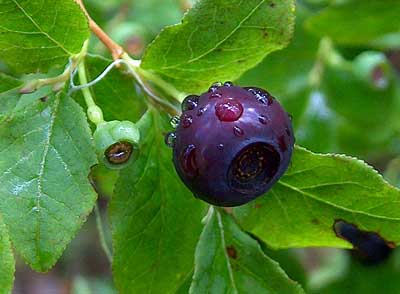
[277,180,400,221]
[35,94,60,266]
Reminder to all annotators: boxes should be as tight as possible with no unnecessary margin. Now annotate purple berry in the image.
[167,82,294,207]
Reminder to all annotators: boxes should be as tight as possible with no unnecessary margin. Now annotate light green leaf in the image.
[190,208,304,294]
[110,109,207,294]
[0,92,97,271]
[0,73,22,93]
[141,0,295,93]
[233,146,400,249]
[239,2,319,98]
[0,0,89,73]
[305,0,400,45]
[0,214,15,294]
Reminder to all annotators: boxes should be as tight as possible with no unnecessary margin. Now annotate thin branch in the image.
[95,203,113,263]
[75,0,124,60]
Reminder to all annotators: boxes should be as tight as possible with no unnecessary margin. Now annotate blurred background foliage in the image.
[9,0,400,293]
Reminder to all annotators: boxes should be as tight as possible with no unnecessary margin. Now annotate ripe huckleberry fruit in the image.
[166,82,295,207]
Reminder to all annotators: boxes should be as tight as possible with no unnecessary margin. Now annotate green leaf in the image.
[74,55,147,123]
[110,109,207,294]
[0,76,22,120]
[0,214,15,294]
[233,146,400,249]
[0,92,97,271]
[310,250,400,294]
[0,0,89,73]
[141,0,295,93]
[190,208,304,294]
[305,0,400,46]
[238,2,319,98]
[0,73,22,93]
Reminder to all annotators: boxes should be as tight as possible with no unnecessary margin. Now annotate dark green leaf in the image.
[310,250,400,294]
[190,208,304,294]
[74,55,147,123]
[141,0,295,93]
[0,214,14,294]
[305,0,400,46]
[110,109,207,294]
[0,0,89,73]
[0,92,97,271]
[233,146,400,249]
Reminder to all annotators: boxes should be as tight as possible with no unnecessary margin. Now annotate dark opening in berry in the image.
[167,82,294,207]
[105,141,133,165]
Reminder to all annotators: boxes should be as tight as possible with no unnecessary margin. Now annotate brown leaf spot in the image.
[226,246,237,259]
[311,218,320,225]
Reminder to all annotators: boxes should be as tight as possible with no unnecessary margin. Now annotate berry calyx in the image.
[94,120,140,169]
[166,82,294,207]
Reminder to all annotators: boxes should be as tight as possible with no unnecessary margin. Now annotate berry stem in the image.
[20,40,89,94]
[78,60,105,125]
[75,0,124,60]
[308,37,349,88]
[122,54,187,102]
[94,203,113,263]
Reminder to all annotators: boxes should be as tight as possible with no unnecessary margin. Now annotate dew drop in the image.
[181,114,193,128]
[164,132,177,148]
[208,82,222,92]
[197,107,207,116]
[182,95,199,111]
[217,144,224,151]
[258,114,268,125]
[209,93,222,99]
[215,99,244,122]
[181,144,198,177]
[31,206,39,213]
[224,81,234,87]
[170,115,181,128]
[233,126,244,137]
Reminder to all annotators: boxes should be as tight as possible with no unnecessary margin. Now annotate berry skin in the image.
[167,82,295,207]
[335,221,394,265]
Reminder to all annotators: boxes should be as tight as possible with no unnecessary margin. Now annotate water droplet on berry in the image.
[258,114,268,124]
[182,95,199,111]
[257,95,269,105]
[181,144,198,178]
[224,81,233,87]
[181,114,193,128]
[215,99,244,122]
[209,93,222,99]
[170,115,181,128]
[197,107,207,116]
[105,141,133,165]
[164,132,177,148]
[233,126,244,137]
[217,144,224,151]
[209,82,222,92]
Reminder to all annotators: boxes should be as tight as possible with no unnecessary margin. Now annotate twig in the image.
[94,203,113,263]
[75,0,124,60]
